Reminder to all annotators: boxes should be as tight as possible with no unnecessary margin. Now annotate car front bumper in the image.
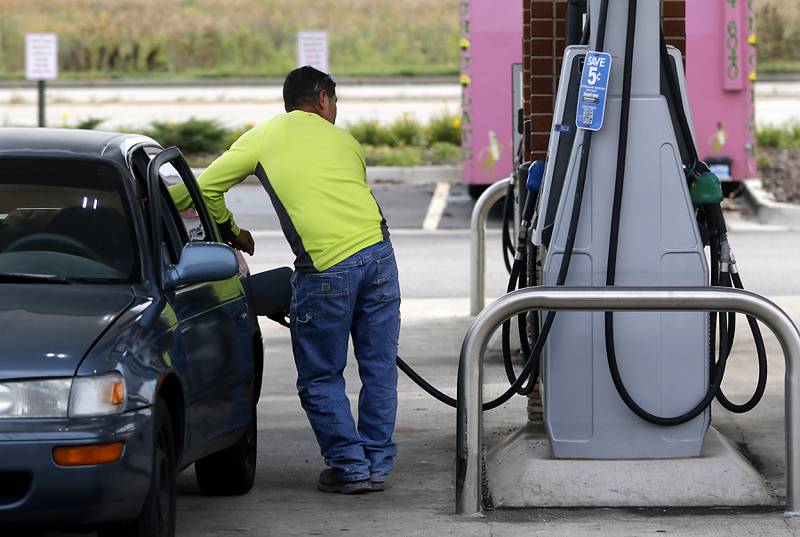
[0,406,153,527]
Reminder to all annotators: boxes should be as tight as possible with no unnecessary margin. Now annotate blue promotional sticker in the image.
[576,51,612,131]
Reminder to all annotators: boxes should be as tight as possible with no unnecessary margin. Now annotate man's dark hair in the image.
[283,66,336,112]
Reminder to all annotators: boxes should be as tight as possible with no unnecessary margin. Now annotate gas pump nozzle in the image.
[515,161,545,260]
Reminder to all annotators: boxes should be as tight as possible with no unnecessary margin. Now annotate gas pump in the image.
[530,0,766,458]
[399,0,768,459]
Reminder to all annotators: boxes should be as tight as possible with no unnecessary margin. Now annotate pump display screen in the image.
[577,51,612,131]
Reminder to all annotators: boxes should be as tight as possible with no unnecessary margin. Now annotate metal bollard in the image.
[470,177,512,316]
[456,286,800,517]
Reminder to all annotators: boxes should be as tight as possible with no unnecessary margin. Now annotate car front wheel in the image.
[100,398,176,537]
[194,408,257,496]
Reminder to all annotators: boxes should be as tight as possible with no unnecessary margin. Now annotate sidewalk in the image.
[173,298,800,536]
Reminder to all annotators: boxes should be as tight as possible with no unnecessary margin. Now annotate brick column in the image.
[523,0,686,161]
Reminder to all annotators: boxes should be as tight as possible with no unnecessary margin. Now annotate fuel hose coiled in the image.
[601,1,768,425]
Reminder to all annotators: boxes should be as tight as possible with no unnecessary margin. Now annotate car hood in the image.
[0,284,135,380]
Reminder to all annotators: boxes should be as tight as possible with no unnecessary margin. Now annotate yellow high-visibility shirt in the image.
[173,111,387,272]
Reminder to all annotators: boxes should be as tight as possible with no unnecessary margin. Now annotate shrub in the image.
[390,115,424,147]
[427,142,462,164]
[757,123,800,149]
[348,120,396,147]
[363,145,423,167]
[225,120,257,149]
[143,118,229,155]
[74,117,106,130]
[426,112,461,146]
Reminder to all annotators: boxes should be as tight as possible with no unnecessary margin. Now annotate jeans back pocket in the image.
[298,271,350,320]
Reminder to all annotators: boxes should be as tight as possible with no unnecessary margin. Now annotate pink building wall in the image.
[687,0,757,180]
[460,0,522,185]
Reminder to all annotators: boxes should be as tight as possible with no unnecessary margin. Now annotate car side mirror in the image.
[163,242,239,290]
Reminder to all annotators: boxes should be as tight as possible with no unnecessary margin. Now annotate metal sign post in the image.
[25,33,58,127]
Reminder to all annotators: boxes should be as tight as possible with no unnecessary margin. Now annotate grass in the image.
[0,0,459,79]
[0,1,798,78]
[756,0,800,73]
[759,61,800,75]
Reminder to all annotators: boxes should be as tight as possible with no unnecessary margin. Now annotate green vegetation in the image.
[0,0,798,78]
[347,120,398,147]
[760,61,800,75]
[756,122,800,149]
[347,113,462,166]
[64,114,462,167]
[143,118,230,155]
[0,0,459,79]
[426,113,462,146]
[758,0,800,71]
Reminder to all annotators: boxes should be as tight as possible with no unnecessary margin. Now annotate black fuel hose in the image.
[501,179,516,274]
[396,0,612,411]
[701,204,767,413]
[602,1,727,426]
[715,270,769,413]
[602,9,768,425]
[600,0,723,426]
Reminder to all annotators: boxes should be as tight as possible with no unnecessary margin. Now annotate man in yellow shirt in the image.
[181,66,400,494]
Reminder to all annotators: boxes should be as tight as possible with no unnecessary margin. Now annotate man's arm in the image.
[172,125,262,254]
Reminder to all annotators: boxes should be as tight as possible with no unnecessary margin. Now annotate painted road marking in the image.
[422,181,451,231]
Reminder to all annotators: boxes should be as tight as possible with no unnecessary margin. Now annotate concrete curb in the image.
[741,179,800,229]
[367,165,461,184]
[193,165,462,185]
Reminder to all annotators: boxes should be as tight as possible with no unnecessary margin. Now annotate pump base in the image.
[486,424,775,508]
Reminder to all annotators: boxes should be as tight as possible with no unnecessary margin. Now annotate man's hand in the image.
[230,228,255,256]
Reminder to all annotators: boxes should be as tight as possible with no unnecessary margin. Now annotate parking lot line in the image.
[422,182,451,231]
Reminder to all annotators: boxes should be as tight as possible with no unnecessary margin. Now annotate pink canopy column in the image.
[460,0,523,186]
[686,0,757,181]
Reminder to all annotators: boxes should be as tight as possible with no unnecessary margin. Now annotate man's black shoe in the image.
[370,481,386,492]
[317,469,371,494]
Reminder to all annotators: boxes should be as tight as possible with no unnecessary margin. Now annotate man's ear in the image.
[317,90,330,111]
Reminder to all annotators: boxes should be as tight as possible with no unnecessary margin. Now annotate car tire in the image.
[194,408,257,496]
[99,398,176,537]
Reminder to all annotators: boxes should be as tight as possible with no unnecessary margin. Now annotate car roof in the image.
[0,128,159,162]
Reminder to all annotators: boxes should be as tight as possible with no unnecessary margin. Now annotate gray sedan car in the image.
[0,129,264,536]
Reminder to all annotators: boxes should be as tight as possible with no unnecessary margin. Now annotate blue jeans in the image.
[290,240,401,482]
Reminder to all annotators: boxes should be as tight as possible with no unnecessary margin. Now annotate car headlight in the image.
[69,373,126,417]
[0,373,126,419]
[0,379,71,419]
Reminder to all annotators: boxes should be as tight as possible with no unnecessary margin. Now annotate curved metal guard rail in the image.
[456,286,800,517]
[470,177,511,316]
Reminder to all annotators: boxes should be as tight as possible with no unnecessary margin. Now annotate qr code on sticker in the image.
[581,107,594,126]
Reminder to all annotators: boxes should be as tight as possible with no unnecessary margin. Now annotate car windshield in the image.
[0,158,138,282]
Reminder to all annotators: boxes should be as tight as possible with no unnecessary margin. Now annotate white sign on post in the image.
[25,33,58,81]
[297,31,329,73]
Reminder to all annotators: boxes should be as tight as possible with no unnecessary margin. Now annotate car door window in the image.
[157,161,209,245]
